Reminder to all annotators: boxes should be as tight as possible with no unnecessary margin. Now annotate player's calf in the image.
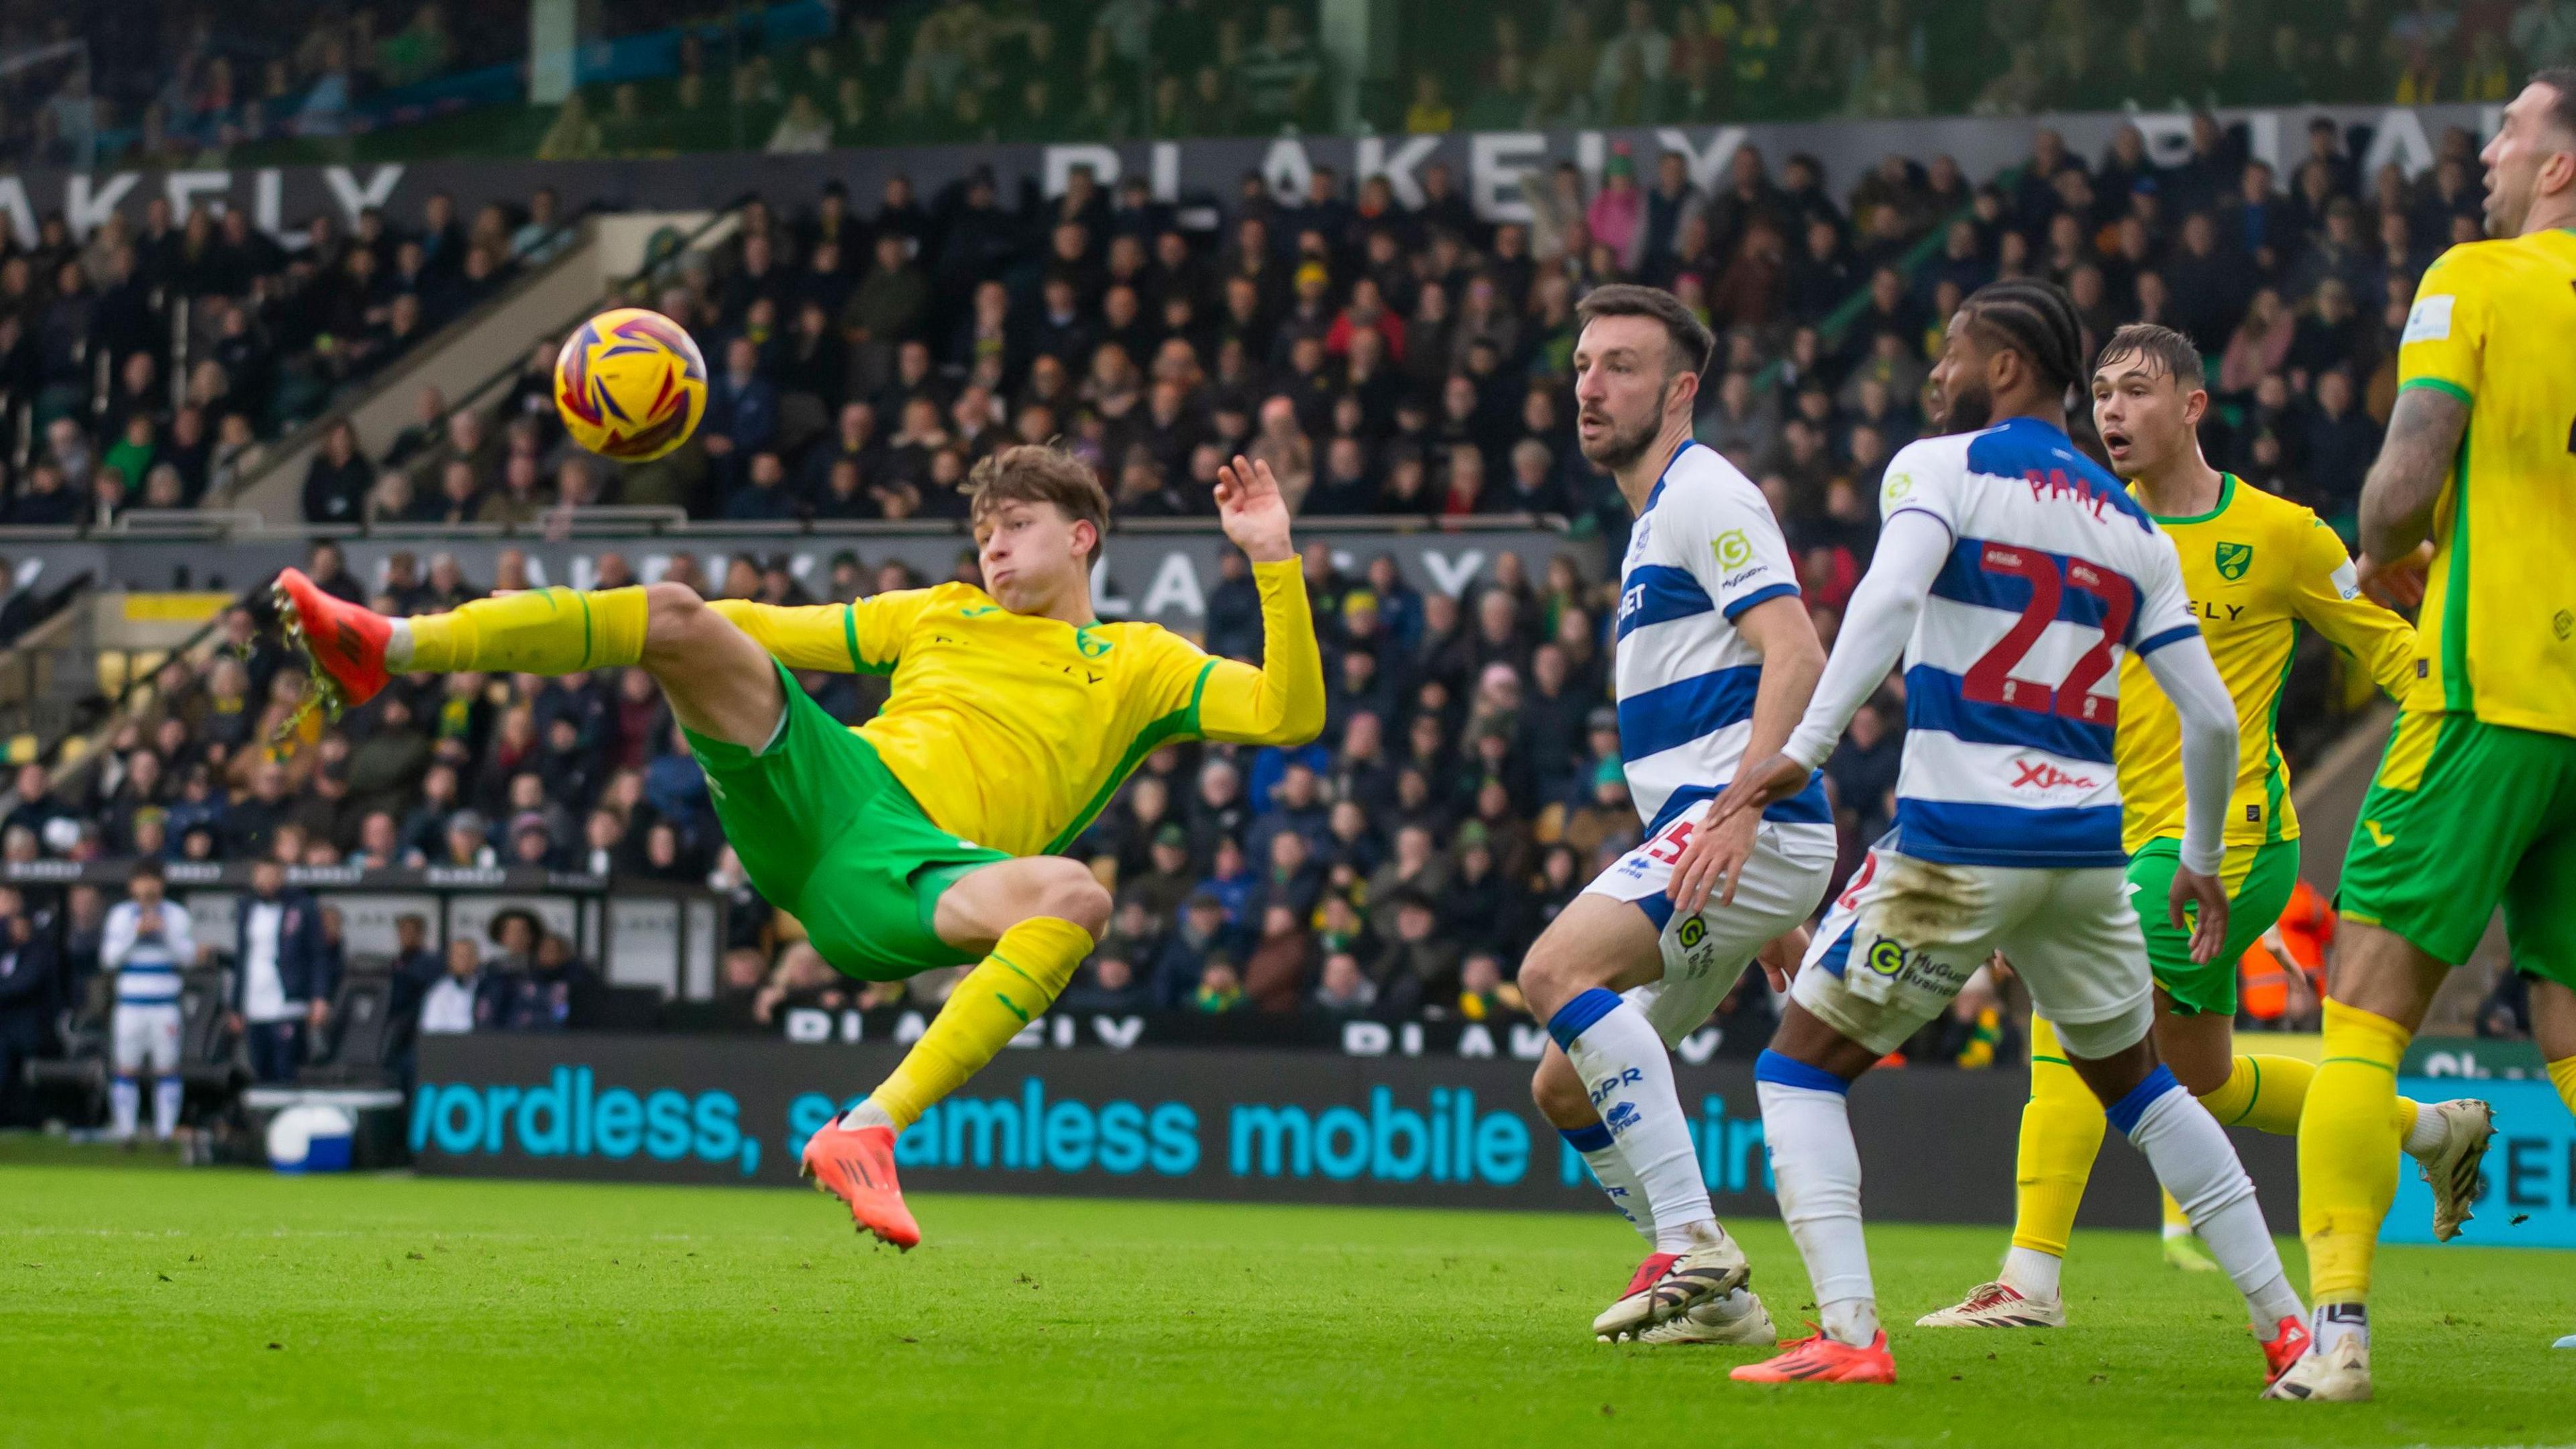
[1534,1046,1654,1245]
[1519,901,1721,1236]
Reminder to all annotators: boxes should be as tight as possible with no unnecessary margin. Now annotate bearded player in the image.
[1517,284,1834,1348]
[2269,72,2576,1401]
[1917,323,2494,1331]
[273,445,1322,1248]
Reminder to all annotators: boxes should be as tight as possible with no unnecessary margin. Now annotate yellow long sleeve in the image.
[2291,521,2420,701]
[1196,559,1326,746]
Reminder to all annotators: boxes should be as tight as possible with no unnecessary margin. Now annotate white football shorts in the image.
[111,1003,184,1076]
[1582,808,1837,1048]
[1791,845,2155,1059]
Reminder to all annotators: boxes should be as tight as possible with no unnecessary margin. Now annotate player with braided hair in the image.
[1709,280,2310,1390]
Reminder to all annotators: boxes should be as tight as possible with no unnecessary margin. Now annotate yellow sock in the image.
[867,917,1093,1131]
[2199,1050,2424,1142]
[2299,999,2412,1303]
[2551,1055,2576,1117]
[2159,1187,2190,1235]
[401,586,648,674]
[2010,1017,2106,1259]
[2198,1053,2316,1135]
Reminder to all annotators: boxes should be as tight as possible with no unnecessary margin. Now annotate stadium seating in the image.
[6,3,2548,168]
[0,5,2553,1145]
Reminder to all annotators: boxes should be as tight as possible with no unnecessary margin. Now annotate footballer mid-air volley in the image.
[178,48,2576,1439]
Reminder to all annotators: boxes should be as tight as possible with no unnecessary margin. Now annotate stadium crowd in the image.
[4,99,2505,1090]
[13,1,2576,166]
[0,177,564,535]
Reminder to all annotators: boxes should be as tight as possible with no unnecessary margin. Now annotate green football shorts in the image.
[2127,836,2301,1016]
[2339,708,2576,989]
[683,661,1009,981]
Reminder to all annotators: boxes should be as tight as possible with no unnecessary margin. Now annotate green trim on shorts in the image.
[2126,835,2302,1016]
[2340,710,2576,989]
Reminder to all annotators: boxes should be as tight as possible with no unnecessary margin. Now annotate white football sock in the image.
[152,1077,182,1140]
[384,617,415,667]
[2112,1067,2305,1336]
[2312,1301,2369,1354]
[1561,1122,1656,1244]
[1757,1055,1878,1346]
[1821,1297,1882,1345]
[109,1076,140,1140]
[2401,1104,2446,1157]
[2000,1245,2062,1299]
[839,1099,897,1132]
[1703,1287,1764,1322]
[1546,989,1715,1252]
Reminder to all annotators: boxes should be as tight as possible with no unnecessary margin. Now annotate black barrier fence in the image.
[1,859,724,1002]
[773,1004,1754,1059]
[414,1033,2299,1230]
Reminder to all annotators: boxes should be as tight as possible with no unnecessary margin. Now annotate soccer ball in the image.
[554,307,708,462]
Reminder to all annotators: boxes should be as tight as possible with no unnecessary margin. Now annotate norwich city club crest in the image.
[2214,541,2253,581]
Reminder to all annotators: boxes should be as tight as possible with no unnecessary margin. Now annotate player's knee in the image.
[2171,1057,2233,1099]
[642,580,704,631]
[1028,865,1112,938]
[1515,935,1597,1017]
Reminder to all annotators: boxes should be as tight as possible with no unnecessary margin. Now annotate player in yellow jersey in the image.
[271,444,1324,1248]
[1918,325,2493,1332]
[2269,73,2576,1401]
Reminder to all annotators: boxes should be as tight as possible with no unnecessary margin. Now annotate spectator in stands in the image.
[1059,953,1151,1014]
[0,891,60,1128]
[419,936,494,1036]
[226,859,330,1083]
[1150,891,1231,1010]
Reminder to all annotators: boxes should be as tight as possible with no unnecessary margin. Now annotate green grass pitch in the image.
[3,1155,2569,1448]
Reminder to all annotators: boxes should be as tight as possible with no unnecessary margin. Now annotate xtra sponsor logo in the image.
[2009,758,2100,792]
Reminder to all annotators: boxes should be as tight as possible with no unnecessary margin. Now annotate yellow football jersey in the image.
[2397,229,2576,737]
[709,559,1323,857]
[2116,474,2418,853]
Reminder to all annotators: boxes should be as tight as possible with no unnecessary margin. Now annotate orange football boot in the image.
[800,1120,922,1250]
[1729,1326,1896,1384]
[270,566,392,737]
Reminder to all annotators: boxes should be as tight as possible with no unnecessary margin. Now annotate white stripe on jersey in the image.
[1876,417,2198,869]
[1613,440,1828,835]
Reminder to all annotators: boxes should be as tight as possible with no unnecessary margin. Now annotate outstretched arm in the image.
[1195,456,1326,745]
[2292,519,2421,700]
